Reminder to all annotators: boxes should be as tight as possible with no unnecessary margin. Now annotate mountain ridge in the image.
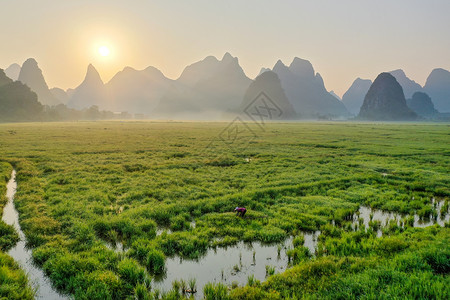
[358,72,417,120]
[424,68,450,112]
[18,58,60,106]
[8,56,448,120]
[271,58,349,118]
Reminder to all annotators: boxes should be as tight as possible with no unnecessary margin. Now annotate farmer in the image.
[234,207,247,217]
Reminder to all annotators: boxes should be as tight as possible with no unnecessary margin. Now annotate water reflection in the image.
[152,200,448,298]
[352,200,449,236]
[2,171,68,300]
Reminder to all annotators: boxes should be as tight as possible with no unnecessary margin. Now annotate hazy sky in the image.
[1,0,449,96]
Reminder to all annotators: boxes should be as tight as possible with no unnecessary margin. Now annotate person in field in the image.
[234,207,247,217]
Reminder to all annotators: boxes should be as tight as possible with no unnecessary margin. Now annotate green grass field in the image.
[0,161,34,299]
[0,121,449,299]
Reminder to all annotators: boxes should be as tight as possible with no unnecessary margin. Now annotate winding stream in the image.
[3,169,448,299]
[2,170,68,300]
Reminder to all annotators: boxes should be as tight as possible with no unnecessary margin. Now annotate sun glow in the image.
[98,46,110,57]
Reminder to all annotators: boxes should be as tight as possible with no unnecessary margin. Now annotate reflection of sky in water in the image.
[153,235,317,299]
[2,171,68,300]
[353,200,449,233]
[3,168,448,300]
[153,201,448,298]
[152,230,322,299]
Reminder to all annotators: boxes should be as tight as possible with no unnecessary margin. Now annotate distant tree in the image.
[83,105,101,120]
[0,69,13,87]
[44,104,82,121]
[0,69,44,122]
[0,69,129,122]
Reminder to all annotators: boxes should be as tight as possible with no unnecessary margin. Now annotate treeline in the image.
[43,105,132,122]
[0,69,131,122]
[0,70,42,122]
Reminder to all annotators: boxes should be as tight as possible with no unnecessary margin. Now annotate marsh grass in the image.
[0,162,35,299]
[203,282,229,300]
[265,265,275,276]
[0,121,448,298]
[188,277,197,293]
[0,252,36,300]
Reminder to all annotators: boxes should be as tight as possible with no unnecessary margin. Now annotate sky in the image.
[1,0,449,97]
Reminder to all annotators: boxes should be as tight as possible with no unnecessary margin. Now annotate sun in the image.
[98,46,110,57]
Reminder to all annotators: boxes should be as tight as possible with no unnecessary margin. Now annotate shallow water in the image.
[414,199,449,227]
[152,229,320,299]
[156,227,172,236]
[153,201,448,298]
[155,221,196,237]
[2,171,68,300]
[353,200,449,236]
[4,168,447,299]
[153,239,290,299]
[353,206,403,237]
[104,241,126,253]
[302,230,321,255]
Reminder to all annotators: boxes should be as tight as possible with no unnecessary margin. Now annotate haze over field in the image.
[1,0,450,98]
[1,2,450,300]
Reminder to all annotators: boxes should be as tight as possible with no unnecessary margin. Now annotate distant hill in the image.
[14,55,449,121]
[342,78,372,115]
[0,68,130,122]
[0,69,13,87]
[344,70,426,117]
[154,53,252,119]
[424,68,450,112]
[50,88,69,104]
[18,58,60,106]
[239,71,296,120]
[67,64,108,110]
[271,58,349,118]
[4,63,21,81]
[389,69,423,99]
[105,66,173,114]
[258,68,271,76]
[406,91,438,118]
[329,91,341,101]
[0,69,43,121]
[358,73,417,120]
